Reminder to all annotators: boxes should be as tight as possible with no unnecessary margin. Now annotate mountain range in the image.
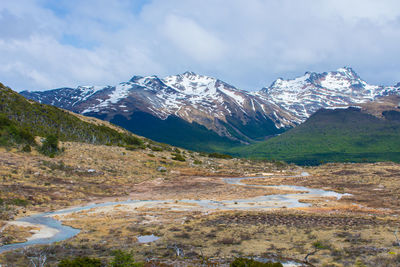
[20,67,400,152]
[231,95,400,164]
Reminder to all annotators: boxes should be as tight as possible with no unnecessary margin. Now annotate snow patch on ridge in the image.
[218,86,245,107]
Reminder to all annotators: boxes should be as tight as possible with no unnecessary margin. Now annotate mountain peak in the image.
[129,75,144,83]
[336,66,359,78]
[177,71,202,78]
[181,71,198,77]
[337,66,354,72]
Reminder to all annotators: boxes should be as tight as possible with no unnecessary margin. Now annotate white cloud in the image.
[162,15,226,62]
[0,0,400,92]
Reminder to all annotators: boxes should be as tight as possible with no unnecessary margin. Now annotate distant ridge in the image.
[20,67,400,152]
[231,98,400,165]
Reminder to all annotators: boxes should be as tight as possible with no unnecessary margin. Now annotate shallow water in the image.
[137,234,160,243]
[0,175,349,253]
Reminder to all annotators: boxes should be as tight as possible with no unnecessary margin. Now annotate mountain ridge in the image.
[20,67,400,151]
[230,96,400,165]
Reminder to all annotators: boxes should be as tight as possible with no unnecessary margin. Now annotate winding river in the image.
[0,174,350,253]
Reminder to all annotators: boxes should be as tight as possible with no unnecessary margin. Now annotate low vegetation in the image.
[230,258,282,267]
[0,83,145,149]
[232,107,400,165]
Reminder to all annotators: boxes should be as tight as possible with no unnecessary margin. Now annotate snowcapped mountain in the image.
[21,72,289,148]
[255,67,400,124]
[20,67,399,151]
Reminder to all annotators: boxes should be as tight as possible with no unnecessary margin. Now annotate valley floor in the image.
[0,143,400,266]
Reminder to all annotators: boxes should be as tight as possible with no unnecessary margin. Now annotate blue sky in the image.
[1,0,400,92]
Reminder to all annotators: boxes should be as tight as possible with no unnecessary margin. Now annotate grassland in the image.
[0,141,399,266]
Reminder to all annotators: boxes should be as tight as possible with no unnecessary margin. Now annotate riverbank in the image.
[1,145,400,266]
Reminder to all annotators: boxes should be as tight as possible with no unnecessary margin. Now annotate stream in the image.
[0,174,350,253]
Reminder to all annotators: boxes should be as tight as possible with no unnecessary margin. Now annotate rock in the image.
[87,169,96,173]
[157,166,167,172]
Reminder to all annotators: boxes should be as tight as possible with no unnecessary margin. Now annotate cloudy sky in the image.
[1,0,400,92]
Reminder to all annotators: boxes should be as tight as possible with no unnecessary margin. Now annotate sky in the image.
[1,0,400,92]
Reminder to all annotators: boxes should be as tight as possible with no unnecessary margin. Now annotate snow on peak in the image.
[82,83,131,114]
[181,71,197,77]
[163,72,218,96]
[336,66,356,75]
[258,67,393,124]
[269,72,311,92]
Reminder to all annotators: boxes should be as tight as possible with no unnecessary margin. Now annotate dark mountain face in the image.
[20,68,400,153]
[21,72,290,151]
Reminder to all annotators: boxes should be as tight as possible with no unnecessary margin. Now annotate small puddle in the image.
[137,234,160,243]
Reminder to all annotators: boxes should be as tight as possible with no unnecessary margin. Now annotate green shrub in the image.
[172,153,185,162]
[21,144,31,152]
[39,134,61,157]
[208,152,233,159]
[313,240,330,249]
[125,145,140,151]
[193,159,202,165]
[0,114,12,127]
[58,256,102,267]
[0,114,35,146]
[10,198,28,207]
[124,135,144,146]
[148,145,163,152]
[110,250,143,267]
[230,257,283,267]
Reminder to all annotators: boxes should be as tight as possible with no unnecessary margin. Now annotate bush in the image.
[124,135,144,146]
[40,134,61,157]
[125,145,141,151]
[58,256,102,267]
[10,198,28,207]
[21,144,31,152]
[208,152,233,159]
[313,240,330,250]
[110,250,143,267]
[172,153,185,162]
[230,257,283,267]
[148,145,163,152]
[0,114,35,146]
[0,114,12,127]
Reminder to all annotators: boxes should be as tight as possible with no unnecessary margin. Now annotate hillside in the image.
[20,72,289,151]
[0,83,144,148]
[20,67,400,153]
[231,105,400,165]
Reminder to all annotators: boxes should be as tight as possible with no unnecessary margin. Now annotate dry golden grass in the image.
[0,224,38,245]
[1,142,400,266]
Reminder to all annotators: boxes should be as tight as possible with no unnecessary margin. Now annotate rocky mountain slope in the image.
[21,72,291,149]
[255,67,400,124]
[20,67,400,151]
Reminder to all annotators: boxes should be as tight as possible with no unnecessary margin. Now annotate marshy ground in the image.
[0,143,400,266]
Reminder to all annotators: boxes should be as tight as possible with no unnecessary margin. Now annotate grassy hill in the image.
[0,83,144,149]
[230,107,400,165]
